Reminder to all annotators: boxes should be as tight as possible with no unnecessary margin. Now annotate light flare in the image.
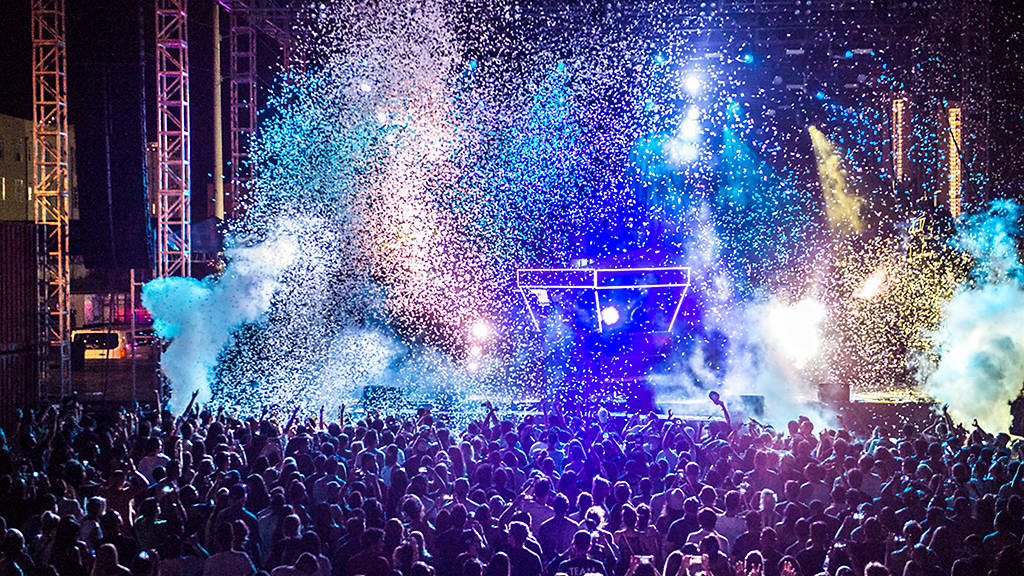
[854,265,890,300]
[764,298,826,369]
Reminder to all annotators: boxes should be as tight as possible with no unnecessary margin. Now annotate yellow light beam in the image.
[808,126,865,236]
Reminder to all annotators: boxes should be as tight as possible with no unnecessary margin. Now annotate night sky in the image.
[1,0,240,270]
[0,1,1021,271]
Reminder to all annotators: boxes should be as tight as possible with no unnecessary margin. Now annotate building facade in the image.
[0,112,79,222]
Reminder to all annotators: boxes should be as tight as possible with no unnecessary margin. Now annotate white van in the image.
[72,326,158,360]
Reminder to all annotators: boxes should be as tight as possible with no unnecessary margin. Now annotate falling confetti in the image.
[139,0,1023,430]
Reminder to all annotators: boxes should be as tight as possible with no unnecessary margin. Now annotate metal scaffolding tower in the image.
[155,0,192,277]
[31,0,71,398]
[216,0,294,219]
[229,2,257,217]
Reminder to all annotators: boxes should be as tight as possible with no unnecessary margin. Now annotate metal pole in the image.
[213,2,224,220]
[130,268,137,406]
[139,1,154,276]
[104,65,119,269]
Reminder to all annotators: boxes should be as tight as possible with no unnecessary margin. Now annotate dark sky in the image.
[0,1,1021,272]
[0,0,222,270]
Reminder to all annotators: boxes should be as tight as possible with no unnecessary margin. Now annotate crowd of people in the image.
[0,392,1022,576]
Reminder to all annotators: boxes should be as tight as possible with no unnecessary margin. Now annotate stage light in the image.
[854,265,889,300]
[844,50,854,58]
[809,126,866,235]
[765,298,825,369]
[684,74,701,96]
[530,288,550,305]
[601,306,621,326]
[679,117,700,141]
[469,344,483,357]
[467,360,480,372]
[814,91,826,101]
[470,319,492,341]
[687,106,700,119]
[665,139,699,164]
[739,53,754,64]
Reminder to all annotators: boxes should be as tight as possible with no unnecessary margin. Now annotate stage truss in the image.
[155,0,192,278]
[32,0,72,398]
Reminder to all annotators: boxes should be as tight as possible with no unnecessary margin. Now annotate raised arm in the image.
[177,389,200,428]
[709,391,731,430]
[284,405,302,434]
[482,401,498,430]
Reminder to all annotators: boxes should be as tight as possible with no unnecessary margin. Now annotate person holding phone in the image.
[624,554,659,576]
[695,535,733,576]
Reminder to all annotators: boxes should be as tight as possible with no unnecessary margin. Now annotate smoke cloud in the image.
[655,204,833,429]
[142,234,297,414]
[923,201,1024,432]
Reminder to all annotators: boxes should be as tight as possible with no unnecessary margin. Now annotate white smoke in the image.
[725,298,833,429]
[142,234,297,414]
[924,201,1024,432]
[656,204,833,429]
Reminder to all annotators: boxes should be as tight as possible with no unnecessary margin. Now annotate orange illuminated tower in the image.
[32,0,72,397]
[947,105,962,218]
[891,97,907,182]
